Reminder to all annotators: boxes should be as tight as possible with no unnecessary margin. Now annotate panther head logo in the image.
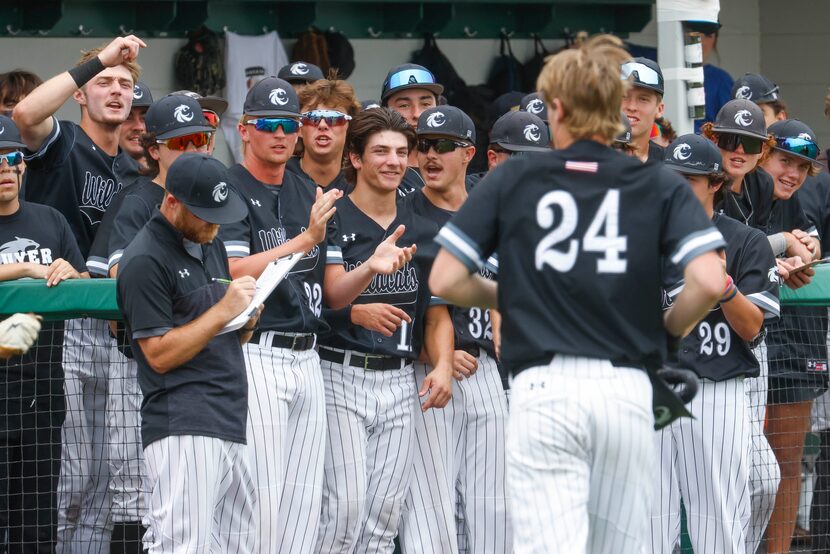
[173,105,193,123]
[735,85,752,100]
[526,99,544,114]
[734,109,753,127]
[133,86,143,100]
[672,143,692,161]
[269,88,289,106]
[523,124,541,142]
[290,63,309,75]
[212,182,228,203]
[798,132,813,141]
[426,112,446,128]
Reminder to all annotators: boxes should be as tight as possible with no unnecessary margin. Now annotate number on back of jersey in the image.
[535,189,628,274]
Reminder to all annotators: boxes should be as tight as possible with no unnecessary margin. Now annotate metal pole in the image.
[657,15,694,136]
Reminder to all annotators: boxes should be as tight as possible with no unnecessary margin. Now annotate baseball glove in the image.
[0,313,42,358]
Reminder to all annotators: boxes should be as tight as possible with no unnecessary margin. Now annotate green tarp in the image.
[0,278,121,321]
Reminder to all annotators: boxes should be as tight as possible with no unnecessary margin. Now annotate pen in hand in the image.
[211,278,232,284]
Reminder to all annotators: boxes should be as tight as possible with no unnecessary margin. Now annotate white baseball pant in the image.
[316,352,417,553]
[141,435,256,554]
[57,318,113,554]
[243,337,326,554]
[507,356,654,554]
[650,377,752,553]
[399,351,511,553]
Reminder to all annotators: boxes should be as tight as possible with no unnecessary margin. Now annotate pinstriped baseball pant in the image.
[316,356,417,554]
[506,356,654,554]
[243,339,326,554]
[141,436,256,554]
[399,352,511,554]
[650,377,752,553]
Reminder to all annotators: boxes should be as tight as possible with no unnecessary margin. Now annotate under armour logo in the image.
[526,99,544,114]
[290,63,309,75]
[672,143,692,161]
[174,105,193,123]
[251,198,261,207]
[342,233,356,242]
[523,124,541,142]
[178,269,190,278]
[735,85,752,100]
[734,109,753,127]
[426,112,446,128]
[133,86,144,100]
[212,182,228,203]
[269,88,289,106]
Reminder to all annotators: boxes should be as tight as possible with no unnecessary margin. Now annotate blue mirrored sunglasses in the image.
[776,137,819,161]
[0,151,23,167]
[246,118,301,134]
[385,68,437,91]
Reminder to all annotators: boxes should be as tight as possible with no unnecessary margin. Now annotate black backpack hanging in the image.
[522,35,550,91]
[486,32,527,97]
[410,33,467,104]
[174,26,225,96]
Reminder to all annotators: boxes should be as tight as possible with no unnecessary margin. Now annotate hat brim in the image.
[198,97,228,116]
[665,162,716,176]
[497,141,550,153]
[772,146,826,168]
[0,140,26,150]
[131,99,153,108]
[710,125,769,141]
[185,188,249,225]
[155,124,216,141]
[631,82,664,97]
[382,83,445,103]
[244,109,301,118]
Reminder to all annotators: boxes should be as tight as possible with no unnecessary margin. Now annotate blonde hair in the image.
[536,34,630,142]
[77,45,141,85]
[298,72,360,117]
[700,122,777,169]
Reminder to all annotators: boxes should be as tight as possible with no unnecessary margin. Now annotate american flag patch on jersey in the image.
[808,360,828,373]
[565,161,598,173]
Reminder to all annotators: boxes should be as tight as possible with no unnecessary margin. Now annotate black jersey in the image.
[0,201,86,398]
[22,120,135,258]
[401,190,498,358]
[663,214,779,380]
[285,156,349,193]
[647,141,666,163]
[799,173,830,254]
[718,168,776,230]
[465,172,485,191]
[436,140,726,376]
[217,164,328,334]
[87,177,164,276]
[399,167,425,197]
[321,196,440,358]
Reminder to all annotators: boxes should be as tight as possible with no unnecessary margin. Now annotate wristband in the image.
[720,275,738,303]
[68,56,106,88]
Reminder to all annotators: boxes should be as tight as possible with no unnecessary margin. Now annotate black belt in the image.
[251,331,316,351]
[318,347,406,371]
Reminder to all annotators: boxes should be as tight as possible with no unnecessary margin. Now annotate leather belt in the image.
[251,331,316,351]
[318,346,406,371]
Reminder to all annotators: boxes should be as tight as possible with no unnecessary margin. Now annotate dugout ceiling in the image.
[0,0,654,39]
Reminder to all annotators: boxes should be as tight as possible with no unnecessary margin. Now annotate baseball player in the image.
[118,81,153,178]
[758,120,826,553]
[429,35,727,553]
[278,61,326,94]
[0,114,87,552]
[170,90,228,156]
[116,153,258,554]
[13,35,146,553]
[620,56,666,163]
[397,105,512,554]
[0,70,42,117]
[316,107,454,553]
[732,73,787,128]
[381,63,444,195]
[217,77,341,553]
[286,75,360,191]
[651,134,779,553]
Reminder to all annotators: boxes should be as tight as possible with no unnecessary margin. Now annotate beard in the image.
[172,209,220,244]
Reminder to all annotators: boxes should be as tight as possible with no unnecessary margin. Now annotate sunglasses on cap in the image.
[776,137,819,161]
[417,138,471,154]
[156,131,213,151]
[246,118,301,134]
[202,110,220,128]
[0,151,23,167]
[621,62,661,86]
[301,110,352,127]
[385,68,437,91]
[716,133,764,155]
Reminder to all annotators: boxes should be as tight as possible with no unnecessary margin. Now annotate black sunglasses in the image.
[717,133,764,155]
[417,138,471,154]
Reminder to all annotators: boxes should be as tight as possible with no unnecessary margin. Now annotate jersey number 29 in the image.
[535,189,627,273]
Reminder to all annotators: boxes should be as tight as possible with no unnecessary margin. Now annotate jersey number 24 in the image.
[535,189,627,273]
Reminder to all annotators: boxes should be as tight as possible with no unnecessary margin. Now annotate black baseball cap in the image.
[711,99,768,140]
[665,134,724,175]
[520,92,547,122]
[621,57,664,96]
[361,99,382,111]
[768,119,822,166]
[489,111,550,152]
[131,82,154,108]
[244,77,301,117]
[145,95,214,140]
[381,64,444,105]
[731,73,780,104]
[170,90,228,116]
[489,91,524,123]
[615,113,633,145]
[278,62,325,84]
[0,116,25,150]
[416,106,475,143]
[166,154,248,225]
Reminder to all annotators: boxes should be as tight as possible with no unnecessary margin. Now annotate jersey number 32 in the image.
[535,189,627,273]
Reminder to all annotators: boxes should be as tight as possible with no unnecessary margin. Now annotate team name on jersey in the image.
[346,260,419,300]
[0,237,54,265]
[81,171,122,221]
[257,225,320,273]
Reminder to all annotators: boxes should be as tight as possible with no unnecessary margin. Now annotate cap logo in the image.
[0,124,4,136]
[526,99,544,114]
[269,88,289,106]
[133,86,143,100]
[672,143,692,161]
[174,105,194,123]
[734,109,753,127]
[798,132,813,141]
[735,85,752,100]
[408,75,417,84]
[426,112,446,128]
[523,123,541,142]
[365,103,380,110]
[713,162,720,170]
[290,63,309,76]
[212,182,228,203]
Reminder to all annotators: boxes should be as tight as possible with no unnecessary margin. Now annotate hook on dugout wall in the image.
[463,26,478,38]
[367,26,382,38]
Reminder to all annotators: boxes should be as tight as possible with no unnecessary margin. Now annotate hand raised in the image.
[97,35,147,67]
[306,187,342,244]
[367,225,416,275]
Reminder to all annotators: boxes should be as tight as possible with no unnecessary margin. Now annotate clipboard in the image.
[218,252,304,335]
